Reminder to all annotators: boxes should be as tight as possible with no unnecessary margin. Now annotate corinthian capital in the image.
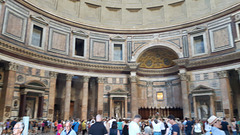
[66,74,73,81]
[49,71,58,78]
[6,62,18,71]
[83,76,90,83]
[97,77,105,83]
[130,76,138,83]
[178,73,190,81]
[217,71,228,79]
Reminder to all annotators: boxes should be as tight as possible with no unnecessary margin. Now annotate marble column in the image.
[19,92,27,117]
[179,72,191,118]
[235,68,240,117]
[130,76,138,117]
[217,71,233,119]
[210,95,216,116]
[125,97,128,118]
[37,94,44,118]
[97,77,105,114]
[147,81,153,107]
[193,96,198,119]
[63,74,73,120]
[110,97,113,117]
[48,71,58,120]
[0,62,17,122]
[81,76,90,120]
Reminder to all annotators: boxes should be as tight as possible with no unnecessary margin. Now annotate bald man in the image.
[89,114,108,135]
[60,121,76,135]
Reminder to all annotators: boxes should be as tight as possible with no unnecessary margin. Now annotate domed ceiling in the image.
[137,48,178,69]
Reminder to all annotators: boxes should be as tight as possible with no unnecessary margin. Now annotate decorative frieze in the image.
[178,73,190,81]
[217,71,228,79]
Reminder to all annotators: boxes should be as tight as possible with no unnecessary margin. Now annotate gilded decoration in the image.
[137,48,178,69]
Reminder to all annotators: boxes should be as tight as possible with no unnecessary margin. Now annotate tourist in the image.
[191,119,204,135]
[221,117,230,135]
[231,118,238,135]
[109,121,120,135]
[152,119,162,135]
[144,121,152,135]
[129,114,142,135]
[72,118,80,134]
[10,118,17,130]
[81,120,87,135]
[117,119,124,135]
[237,117,240,135]
[108,117,117,129]
[57,120,63,135]
[204,121,212,132]
[13,122,24,135]
[60,121,76,135]
[89,114,108,135]
[205,115,225,135]
[161,118,168,135]
[122,120,129,135]
[185,118,193,135]
[167,115,180,135]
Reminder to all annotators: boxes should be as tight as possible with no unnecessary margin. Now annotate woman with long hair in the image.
[191,119,204,135]
[109,121,120,135]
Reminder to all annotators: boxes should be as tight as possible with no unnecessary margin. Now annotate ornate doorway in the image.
[109,89,128,118]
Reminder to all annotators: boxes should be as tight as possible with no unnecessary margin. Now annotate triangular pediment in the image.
[72,30,89,37]
[110,36,126,42]
[30,15,48,25]
[109,88,128,94]
[188,26,207,34]
[193,85,212,90]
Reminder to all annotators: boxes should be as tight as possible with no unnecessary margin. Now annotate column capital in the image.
[178,73,190,81]
[6,62,18,71]
[147,81,153,87]
[217,70,228,79]
[97,77,105,83]
[166,80,172,86]
[49,71,58,78]
[128,63,140,71]
[66,74,73,81]
[83,76,90,83]
[130,76,138,83]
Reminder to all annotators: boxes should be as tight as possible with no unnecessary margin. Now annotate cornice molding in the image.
[14,0,240,34]
[173,51,240,69]
[30,15,48,26]
[137,65,179,75]
[0,40,127,72]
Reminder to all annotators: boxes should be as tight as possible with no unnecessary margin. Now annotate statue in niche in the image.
[200,102,208,119]
[25,103,33,118]
[115,102,121,118]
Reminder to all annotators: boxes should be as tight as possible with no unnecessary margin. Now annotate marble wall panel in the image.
[57,0,80,17]
[209,24,234,52]
[90,38,109,60]
[103,7,121,24]
[167,1,186,22]
[48,27,70,55]
[188,0,210,18]
[124,9,142,25]
[83,3,101,22]
[2,7,28,42]
[145,6,164,24]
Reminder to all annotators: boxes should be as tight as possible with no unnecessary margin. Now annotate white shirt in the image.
[129,121,141,135]
[194,123,202,133]
[204,122,211,132]
[152,121,161,132]
[108,119,116,128]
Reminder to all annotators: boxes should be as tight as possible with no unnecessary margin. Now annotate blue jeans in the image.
[118,130,122,135]
[233,131,237,135]
[153,132,161,135]
[223,130,230,135]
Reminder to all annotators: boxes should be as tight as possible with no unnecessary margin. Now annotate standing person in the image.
[10,118,17,130]
[117,119,124,135]
[129,114,142,135]
[122,120,129,135]
[144,122,152,135]
[13,122,24,135]
[72,118,80,134]
[237,117,240,135]
[60,121,77,135]
[204,121,212,132]
[167,115,180,135]
[42,121,45,133]
[185,118,193,135]
[109,121,120,135]
[57,120,63,135]
[191,119,204,135]
[89,114,108,135]
[205,115,225,135]
[161,118,168,135]
[152,119,161,135]
[231,118,238,135]
[221,117,230,135]
[81,120,87,135]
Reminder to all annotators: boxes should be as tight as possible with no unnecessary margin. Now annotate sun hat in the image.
[207,115,219,125]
